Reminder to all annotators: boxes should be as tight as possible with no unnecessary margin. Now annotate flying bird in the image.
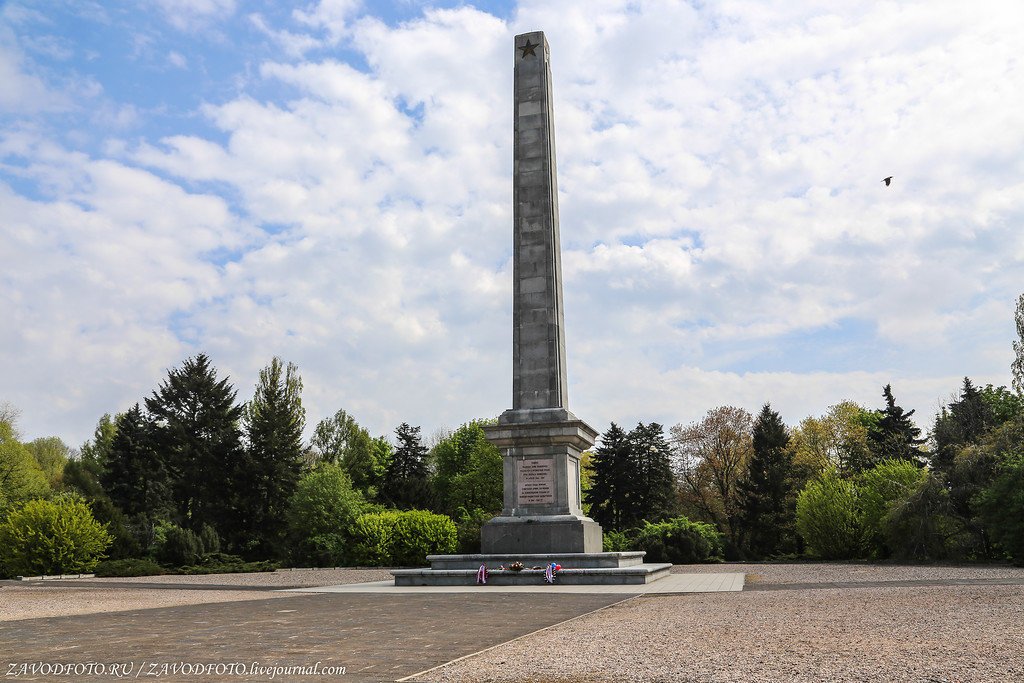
[882,176,893,186]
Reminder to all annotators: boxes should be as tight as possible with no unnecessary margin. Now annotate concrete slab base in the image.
[286,572,746,594]
[391,551,672,586]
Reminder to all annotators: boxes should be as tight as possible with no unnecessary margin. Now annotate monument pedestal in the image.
[480,515,602,554]
[480,410,603,555]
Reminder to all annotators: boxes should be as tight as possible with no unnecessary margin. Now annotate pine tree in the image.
[586,423,632,531]
[379,423,431,510]
[931,378,992,473]
[868,384,926,464]
[241,357,306,557]
[145,354,245,545]
[738,404,796,558]
[102,404,171,518]
[626,422,678,527]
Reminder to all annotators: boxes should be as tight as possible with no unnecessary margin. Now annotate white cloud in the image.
[293,0,361,44]
[0,28,68,113]
[3,1,1024,447]
[152,0,237,30]
[167,51,187,68]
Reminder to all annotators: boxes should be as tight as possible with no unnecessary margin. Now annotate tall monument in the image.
[480,31,603,554]
[390,32,671,584]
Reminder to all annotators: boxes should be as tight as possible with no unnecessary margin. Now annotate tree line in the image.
[585,380,1024,564]
[0,354,503,575]
[3,292,1024,574]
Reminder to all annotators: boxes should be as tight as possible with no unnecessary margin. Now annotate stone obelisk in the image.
[481,31,602,554]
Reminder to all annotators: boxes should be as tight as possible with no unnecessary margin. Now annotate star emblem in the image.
[519,39,538,58]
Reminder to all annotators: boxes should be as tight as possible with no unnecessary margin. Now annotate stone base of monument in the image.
[391,552,672,586]
[480,514,603,554]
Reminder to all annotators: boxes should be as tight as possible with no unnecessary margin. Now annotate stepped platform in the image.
[391,552,672,586]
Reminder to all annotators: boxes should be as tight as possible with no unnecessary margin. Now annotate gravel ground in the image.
[419,584,1024,682]
[672,562,1024,584]
[0,568,392,622]
[0,585,294,621]
[72,567,394,587]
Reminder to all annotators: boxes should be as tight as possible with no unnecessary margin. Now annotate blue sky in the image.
[2,0,1023,447]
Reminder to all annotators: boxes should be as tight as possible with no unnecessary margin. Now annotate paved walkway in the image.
[0,592,628,682]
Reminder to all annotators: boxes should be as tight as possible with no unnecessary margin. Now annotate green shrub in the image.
[0,496,112,576]
[631,516,724,564]
[94,558,166,577]
[285,464,368,566]
[197,523,221,555]
[392,510,458,566]
[296,533,349,567]
[178,553,277,574]
[156,525,202,566]
[857,459,926,558]
[454,507,493,554]
[350,511,397,566]
[350,510,456,566]
[976,452,1024,564]
[603,529,631,553]
[886,472,970,561]
[795,469,861,559]
[86,496,142,560]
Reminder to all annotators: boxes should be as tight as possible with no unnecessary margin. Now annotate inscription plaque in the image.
[516,458,555,505]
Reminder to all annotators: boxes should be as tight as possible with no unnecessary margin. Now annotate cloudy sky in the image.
[2,0,1023,448]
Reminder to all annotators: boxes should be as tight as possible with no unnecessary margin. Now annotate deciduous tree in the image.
[671,406,753,546]
[790,402,876,476]
[310,410,387,497]
[429,421,502,517]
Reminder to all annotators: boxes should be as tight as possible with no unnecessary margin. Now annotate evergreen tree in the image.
[738,404,796,558]
[79,414,117,476]
[102,404,171,518]
[626,422,678,527]
[931,378,992,473]
[65,414,119,501]
[868,384,926,465]
[241,357,306,557]
[586,423,632,531]
[145,354,245,545]
[379,423,432,510]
